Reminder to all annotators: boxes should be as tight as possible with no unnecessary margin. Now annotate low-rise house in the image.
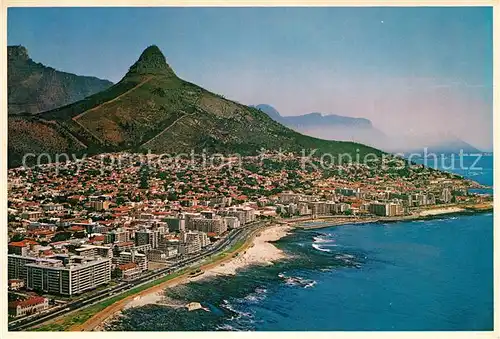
[8,296,49,318]
[116,262,141,281]
[8,279,25,290]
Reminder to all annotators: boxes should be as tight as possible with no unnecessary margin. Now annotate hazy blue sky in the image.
[8,7,493,150]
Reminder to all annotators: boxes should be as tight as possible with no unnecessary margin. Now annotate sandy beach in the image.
[418,206,466,216]
[194,223,291,278]
[124,224,291,309]
[76,223,292,331]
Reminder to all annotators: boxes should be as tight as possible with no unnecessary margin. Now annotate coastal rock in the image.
[185,302,206,312]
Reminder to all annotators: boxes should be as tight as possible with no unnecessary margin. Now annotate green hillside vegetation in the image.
[8,45,383,168]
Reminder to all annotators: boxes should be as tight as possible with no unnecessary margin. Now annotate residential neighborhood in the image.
[7,151,491,323]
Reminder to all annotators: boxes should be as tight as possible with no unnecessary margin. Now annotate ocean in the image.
[106,155,493,331]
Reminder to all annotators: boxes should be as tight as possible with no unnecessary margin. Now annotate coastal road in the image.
[9,220,267,331]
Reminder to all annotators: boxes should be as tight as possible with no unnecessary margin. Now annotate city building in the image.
[334,203,350,214]
[369,202,389,216]
[336,187,358,197]
[309,201,329,215]
[147,249,167,262]
[8,242,29,256]
[89,200,111,211]
[298,202,311,215]
[72,245,113,258]
[189,216,227,235]
[105,229,129,244]
[116,262,141,281]
[164,246,178,258]
[113,241,134,253]
[209,196,232,207]
[41,203,64,212]
[369,202,403,217]
[200,210,216,219]
[224,216,241,229]
[21,211,43,221]
[441,188,453,204]
[134,229,159,248]
[8,255,55,281]
[8,296,49,318]
[8,279,25,290]
[164,216,186,232]
[178,231,210,255]
[118,251,148,271]
[220,206,256,225]
[25,256,111,296]
[388,202,404,217]
[278,192,301,204]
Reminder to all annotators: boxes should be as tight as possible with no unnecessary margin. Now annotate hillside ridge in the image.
[8,45,113,115]
[8,46,384,168]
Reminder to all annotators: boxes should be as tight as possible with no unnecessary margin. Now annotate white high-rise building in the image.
[25,256,111,296]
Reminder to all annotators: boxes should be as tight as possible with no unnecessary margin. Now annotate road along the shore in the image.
[70,222,281,331]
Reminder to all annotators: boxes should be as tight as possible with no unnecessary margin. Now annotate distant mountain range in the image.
[8,45,382,168]
[8,45,113,115]
[252,104,372,128]
[252,104,387,151]
[253,104,482,155]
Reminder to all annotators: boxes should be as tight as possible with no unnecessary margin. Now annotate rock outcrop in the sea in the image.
[185,302,207,312]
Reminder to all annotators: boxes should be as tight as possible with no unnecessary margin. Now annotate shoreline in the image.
[121,224,292,311]
[35,203,492,332]
[70,223,291,332]
[294,203,493,230]
[91,204,492,330]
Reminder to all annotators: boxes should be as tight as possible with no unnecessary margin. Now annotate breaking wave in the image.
[312,243,331,252]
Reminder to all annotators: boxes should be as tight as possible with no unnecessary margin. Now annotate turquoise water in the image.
[107,155,493,331]
[255,214,493,330]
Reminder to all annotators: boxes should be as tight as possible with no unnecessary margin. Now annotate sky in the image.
[7,7,493,150]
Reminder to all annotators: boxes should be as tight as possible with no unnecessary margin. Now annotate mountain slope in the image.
[252,104,284,123]
[8,46,384,167]
[255,104,482,155]
[8,45,113,115]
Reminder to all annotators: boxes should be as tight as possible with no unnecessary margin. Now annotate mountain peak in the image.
[8,45,29,62]
[126,45,175,77]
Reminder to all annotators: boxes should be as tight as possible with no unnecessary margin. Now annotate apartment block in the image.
[25,256,111,296]
[224,216,241,229]
[21,211,43,221]
[89,200,111,211]
[164,217,186,232]
[8,255,55,281]
[72,245,113,258]
[178,230,210,255]
[105,229,129,244]
[134,229,159,248]
[220,206,256,225]
[118,251,148,271]
[189,216,227,235]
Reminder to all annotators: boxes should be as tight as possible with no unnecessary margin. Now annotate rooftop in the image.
[9,296,47,308]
